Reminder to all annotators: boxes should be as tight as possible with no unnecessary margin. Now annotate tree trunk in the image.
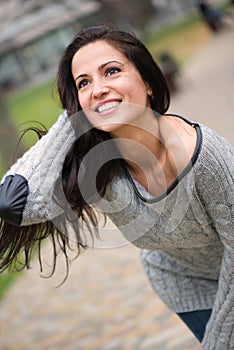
[0,89,24,174]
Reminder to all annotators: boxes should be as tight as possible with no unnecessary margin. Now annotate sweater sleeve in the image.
[0,111,76,226]
[196,129,234,350]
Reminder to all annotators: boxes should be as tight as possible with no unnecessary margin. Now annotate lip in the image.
[94,99,122,114]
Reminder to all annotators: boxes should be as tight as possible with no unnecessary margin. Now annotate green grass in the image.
[0,269,22,300]
[0,13,214,300]
[7,78,62,131]
[145,14,212,65]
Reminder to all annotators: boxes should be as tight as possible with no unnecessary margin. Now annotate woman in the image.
[0,25,233,349]
[196,0,226,32]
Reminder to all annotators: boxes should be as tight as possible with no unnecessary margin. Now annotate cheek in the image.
[126,76,149,97]
[77,92,88,110]
[131,85,149,104]
[81,108,97,127]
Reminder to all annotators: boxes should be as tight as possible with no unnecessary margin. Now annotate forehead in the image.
[71,40,127,73]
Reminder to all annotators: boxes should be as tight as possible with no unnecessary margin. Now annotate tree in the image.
[0,88,24,174]
[96,0,156,31]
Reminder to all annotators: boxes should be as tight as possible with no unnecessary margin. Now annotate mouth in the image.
[95,100,122,114]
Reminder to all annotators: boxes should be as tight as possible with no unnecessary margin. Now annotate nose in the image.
[92,78,109,99]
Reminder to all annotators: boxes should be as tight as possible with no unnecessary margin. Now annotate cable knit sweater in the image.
[0,112,233,350]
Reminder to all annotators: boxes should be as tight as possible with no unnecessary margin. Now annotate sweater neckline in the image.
[122,114,203,203]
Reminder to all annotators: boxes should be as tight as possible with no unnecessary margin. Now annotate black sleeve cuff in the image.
[0,174,29,226]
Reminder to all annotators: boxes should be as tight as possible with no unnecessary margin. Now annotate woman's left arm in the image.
[197,138,234,350]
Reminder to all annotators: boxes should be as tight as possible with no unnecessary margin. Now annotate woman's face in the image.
[71,40,153,135]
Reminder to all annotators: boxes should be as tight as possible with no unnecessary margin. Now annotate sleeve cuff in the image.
[0,174,29,225]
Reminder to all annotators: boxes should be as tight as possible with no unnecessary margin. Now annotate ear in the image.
[146,84,153,96]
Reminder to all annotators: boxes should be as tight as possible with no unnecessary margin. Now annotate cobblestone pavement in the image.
[0,244,202,350]
[0,26,233,350]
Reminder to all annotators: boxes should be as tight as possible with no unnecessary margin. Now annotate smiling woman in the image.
[71,41,153,134]
[72,40,152,136]
[0,24,233,350]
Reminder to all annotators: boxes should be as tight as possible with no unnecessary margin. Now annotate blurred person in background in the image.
[196,0,228,31]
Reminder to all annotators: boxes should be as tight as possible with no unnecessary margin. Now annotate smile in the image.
[95,100,121,113]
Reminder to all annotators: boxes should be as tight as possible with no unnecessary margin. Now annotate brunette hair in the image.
[57,24,170,115]
[58,23,170,233]
[0,24,170,280]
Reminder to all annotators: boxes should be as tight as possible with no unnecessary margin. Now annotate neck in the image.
[112,114,166,171]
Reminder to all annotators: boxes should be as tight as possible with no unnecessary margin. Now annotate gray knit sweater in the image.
[101,122,234,350]
[0,112,233,349]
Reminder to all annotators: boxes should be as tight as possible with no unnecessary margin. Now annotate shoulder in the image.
[198,124,234,174]
[160,114,197,150]
[194,125,234,204]
[159,114,198,173]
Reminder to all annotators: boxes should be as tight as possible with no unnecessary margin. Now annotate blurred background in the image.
[0,0,232,171]
[0,1,233,349]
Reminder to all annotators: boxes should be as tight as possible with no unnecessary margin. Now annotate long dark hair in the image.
[57,24,170,115]
[0,25,170,280]
[58,23,170,228]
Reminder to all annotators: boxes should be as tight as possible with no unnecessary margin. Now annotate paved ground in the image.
[169,25,234,143]
[0,25,233,350]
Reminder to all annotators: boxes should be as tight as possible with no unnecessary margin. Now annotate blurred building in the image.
[0,0,226,92]
[0,0,101,91]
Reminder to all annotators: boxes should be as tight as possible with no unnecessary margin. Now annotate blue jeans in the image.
[177,309,212,342]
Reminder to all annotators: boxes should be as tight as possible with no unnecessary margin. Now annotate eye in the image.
[105,67,121,76]
[77,79,89,90]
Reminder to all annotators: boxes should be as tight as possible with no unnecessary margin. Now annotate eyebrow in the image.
[74,60,123,81]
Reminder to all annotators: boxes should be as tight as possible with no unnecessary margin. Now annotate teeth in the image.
[97,101,120,113]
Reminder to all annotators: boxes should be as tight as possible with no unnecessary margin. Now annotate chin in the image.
[94,122,125,134]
